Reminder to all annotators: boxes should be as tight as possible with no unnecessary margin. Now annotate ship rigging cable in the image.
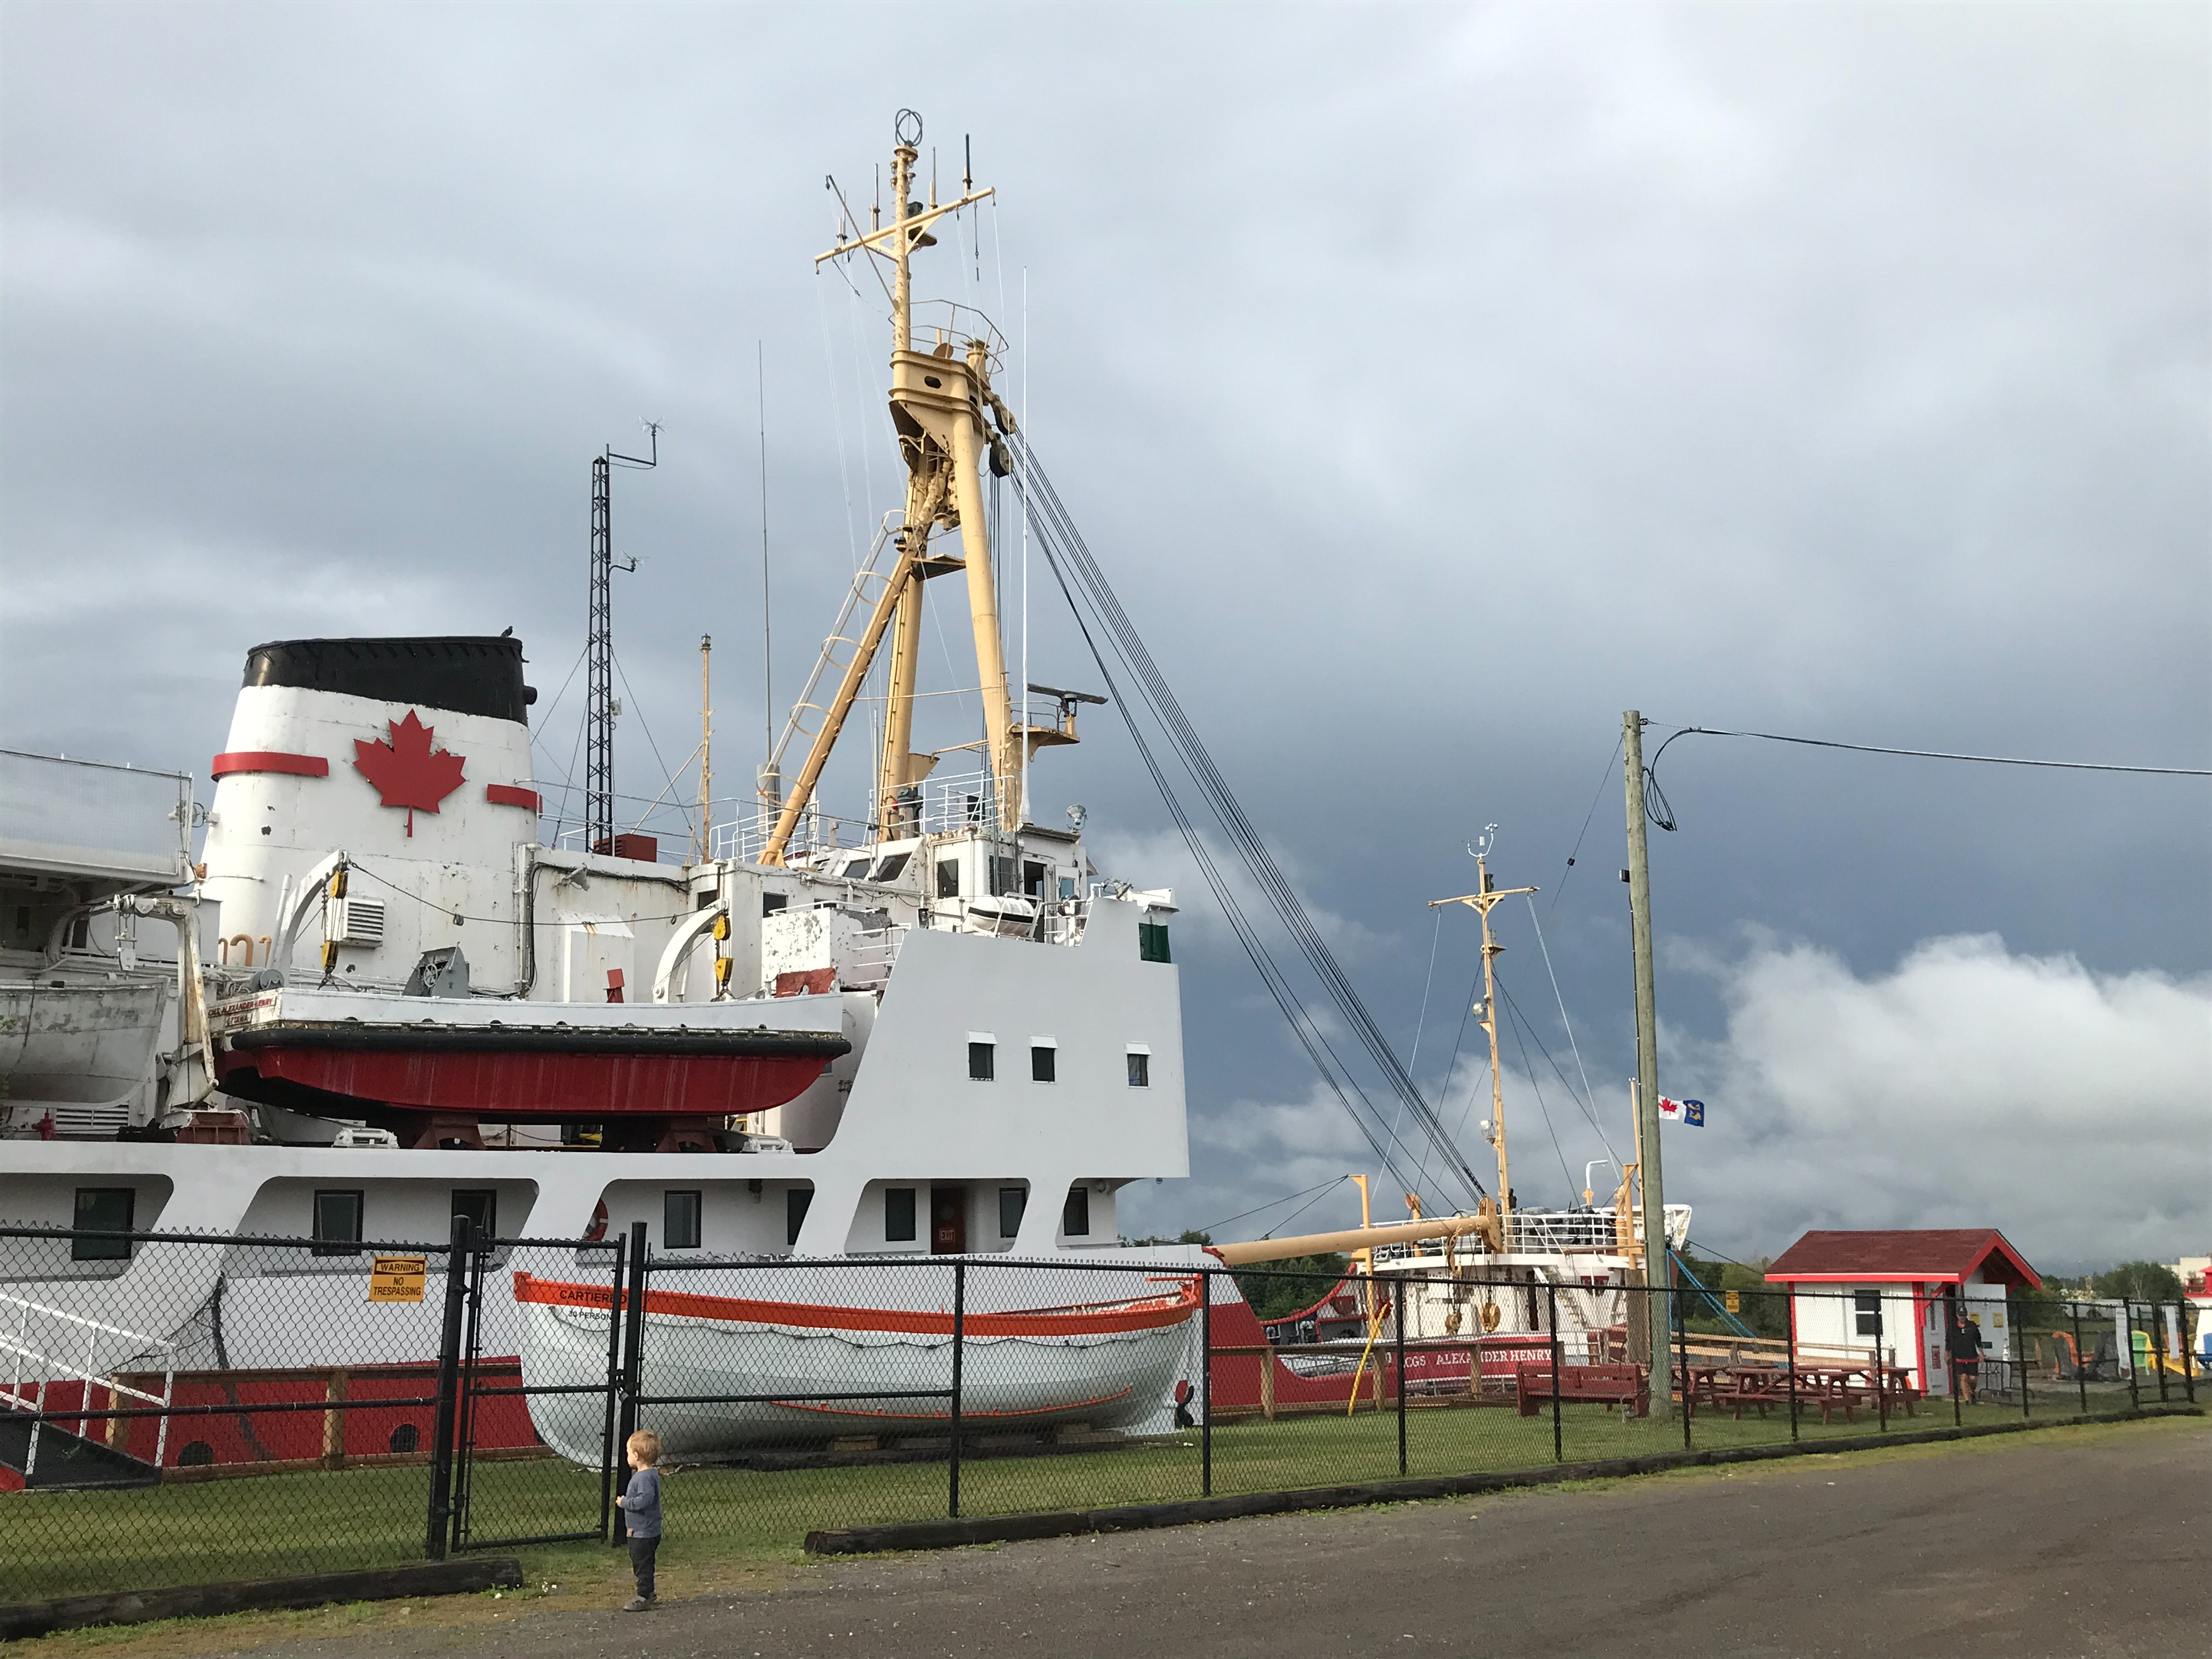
[1007,435,1489,1211]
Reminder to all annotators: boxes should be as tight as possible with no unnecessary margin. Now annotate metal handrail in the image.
[2,1289,177,1477]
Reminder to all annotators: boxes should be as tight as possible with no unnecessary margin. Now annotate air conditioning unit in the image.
[329,897,387,946]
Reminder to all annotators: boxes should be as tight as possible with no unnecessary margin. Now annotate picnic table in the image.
[1674,1363,1919,1423]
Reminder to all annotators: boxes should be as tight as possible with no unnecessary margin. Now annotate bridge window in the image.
[936,859,961,898]
[885,1187,917,1243]
[71,1188,134,1261]
[312,1189,365,1256]
[664,1189,702,1251]
[1063,1187,1091,1238]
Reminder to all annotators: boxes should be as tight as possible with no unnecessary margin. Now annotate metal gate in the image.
[433,1222,629,1556]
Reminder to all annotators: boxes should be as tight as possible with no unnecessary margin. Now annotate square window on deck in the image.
[1023,861,1047,897]
[969,1041,996,1081]
[998,1187,1027,1238]
[72,1187,134,1261]
[936,859,961,899]
[885,1187,917,1243]
[312,1190,365,1257]
[1062,1187,1091,1238]
[871,852,911,883]
[1058,876,1077,900]
[665,1189,703,1250]
[1126,1051,1150,1088]
[1031,1045,1056,1083]
[763,892,788,917]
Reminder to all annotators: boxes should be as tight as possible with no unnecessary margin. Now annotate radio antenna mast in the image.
[586,421,659,852]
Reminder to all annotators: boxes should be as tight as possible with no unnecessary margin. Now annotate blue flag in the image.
[1684,1098,1706,1127]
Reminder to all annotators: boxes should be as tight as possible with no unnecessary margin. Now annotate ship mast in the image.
[761,111,1017,865]
[1430,834,1537,1248]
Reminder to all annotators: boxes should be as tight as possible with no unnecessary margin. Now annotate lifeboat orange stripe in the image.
[511,1269,1200,1336]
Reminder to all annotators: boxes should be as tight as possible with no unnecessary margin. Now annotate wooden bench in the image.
[1516,1363,1649,1417]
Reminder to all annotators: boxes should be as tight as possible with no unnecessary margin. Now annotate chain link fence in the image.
[1,1224,2197,1604]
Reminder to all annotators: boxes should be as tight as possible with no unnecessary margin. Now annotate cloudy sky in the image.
[4,3,2205,1272]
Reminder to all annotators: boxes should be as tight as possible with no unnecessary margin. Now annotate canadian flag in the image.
[1658,1096,1706,1127]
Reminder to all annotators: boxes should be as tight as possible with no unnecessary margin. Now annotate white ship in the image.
[2,115,1682,1468]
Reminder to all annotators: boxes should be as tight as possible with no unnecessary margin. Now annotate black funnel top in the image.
[241,637,533,725]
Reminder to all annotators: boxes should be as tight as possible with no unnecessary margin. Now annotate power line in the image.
[1650,724,2210,785]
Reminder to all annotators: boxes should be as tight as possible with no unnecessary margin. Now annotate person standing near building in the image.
[1948,1307,1987,1405]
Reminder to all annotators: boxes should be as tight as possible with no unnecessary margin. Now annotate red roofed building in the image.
[1766,1229,2041,1398]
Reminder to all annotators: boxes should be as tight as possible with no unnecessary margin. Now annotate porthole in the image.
[177,1441,215,1467]
[389,1423,420,1454]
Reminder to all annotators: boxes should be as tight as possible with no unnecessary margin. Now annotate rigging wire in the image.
[1197,1176,1347,1238]
[1008,434,1488,1210]
[1499,978,1578,1201]
[1263,1178,1357,1240]
[610,650,689,844]
[1549,736,1623,914]
[1026,531,1427,1199]
[1496,976,1618,1155]
[1522,893,1613,1164]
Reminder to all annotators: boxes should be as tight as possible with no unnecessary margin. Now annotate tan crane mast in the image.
[1429,831,1536,1250]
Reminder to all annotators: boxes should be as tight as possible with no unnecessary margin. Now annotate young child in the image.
[615,1429,663,1610]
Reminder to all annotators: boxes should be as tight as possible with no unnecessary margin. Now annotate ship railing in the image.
[907,300,1009,373]
[839,924,907,988]
[1505,1210,1628,1255]
[0,1288,176,1479]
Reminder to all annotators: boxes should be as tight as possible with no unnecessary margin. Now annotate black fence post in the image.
[1875,1307,1888,1433]
[2154,1304,2171,1404]
[425,1215,470,1562]
[1545,1283,1562,1465]
[1200,1268,1214,1498]
[2179,1302,2197,1407]
[597,1239,627,1543]
[1785,1289,1798,1443]
[949,1259,966,1520]
[2070,1302,2089,1416]
[1673,1280,1691,1451]
[2018,1307,2030,1419]
[2125,1301,2140,1413]
[613,1221,648,1545]
[447,1220,487,1555]
[1396,1284,1409,1477]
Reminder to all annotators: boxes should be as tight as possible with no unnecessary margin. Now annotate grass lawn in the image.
[0,1396,2101,1604]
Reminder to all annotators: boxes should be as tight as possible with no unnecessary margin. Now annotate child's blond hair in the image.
[627,1429,662,1466]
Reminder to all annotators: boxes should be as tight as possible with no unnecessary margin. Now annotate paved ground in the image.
[210,1418,2212,1658]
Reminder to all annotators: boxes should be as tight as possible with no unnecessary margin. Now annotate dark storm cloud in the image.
[3,3,2204,1267]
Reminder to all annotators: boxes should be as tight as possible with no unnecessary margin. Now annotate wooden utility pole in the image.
[1623,709,1671,1418]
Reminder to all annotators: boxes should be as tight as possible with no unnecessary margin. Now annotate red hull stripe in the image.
[212,751,330,778]
[486,783,541,811]
[215,1045,828,1118]
[512,1270,1203,1338]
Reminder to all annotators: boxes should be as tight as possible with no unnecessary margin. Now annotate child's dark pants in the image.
[629,1534,659,1600]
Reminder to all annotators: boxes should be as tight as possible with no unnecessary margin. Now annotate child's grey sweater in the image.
[623,1468,662,1538]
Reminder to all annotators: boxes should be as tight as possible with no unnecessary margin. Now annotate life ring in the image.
[583,1199,610,1244]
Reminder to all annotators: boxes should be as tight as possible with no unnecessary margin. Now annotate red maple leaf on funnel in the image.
[353,710,466,837]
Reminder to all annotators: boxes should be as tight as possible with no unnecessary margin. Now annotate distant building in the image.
[1765,1229,2041,1398]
